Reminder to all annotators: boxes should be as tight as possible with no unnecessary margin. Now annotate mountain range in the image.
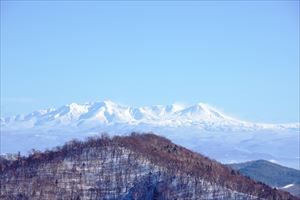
[1,100,299,131]
[1,100,299,169]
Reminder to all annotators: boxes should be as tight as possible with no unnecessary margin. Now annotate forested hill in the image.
[1,133,298,200]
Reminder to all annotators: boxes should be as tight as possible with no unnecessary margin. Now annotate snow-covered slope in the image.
[1,100,299,169]
[1,100,298,131]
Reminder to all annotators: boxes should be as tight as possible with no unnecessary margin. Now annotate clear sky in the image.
[0,1,299,123]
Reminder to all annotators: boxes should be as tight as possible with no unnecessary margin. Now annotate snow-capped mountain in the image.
[1,100,299,169]
[1,100,298,131]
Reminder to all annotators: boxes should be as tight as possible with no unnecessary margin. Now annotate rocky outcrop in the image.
[0,133,298,200]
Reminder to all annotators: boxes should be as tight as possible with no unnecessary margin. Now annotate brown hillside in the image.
[0,132,298,200]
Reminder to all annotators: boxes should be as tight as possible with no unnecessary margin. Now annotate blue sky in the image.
[1,1,299,123]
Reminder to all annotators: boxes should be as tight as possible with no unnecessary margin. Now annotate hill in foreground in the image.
[1,133,298,200]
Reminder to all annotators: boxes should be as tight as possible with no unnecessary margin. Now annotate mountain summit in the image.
[1,100,299,169]
[1,100,298,131]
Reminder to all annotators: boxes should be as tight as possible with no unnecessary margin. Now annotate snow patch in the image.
[282,184,294,189]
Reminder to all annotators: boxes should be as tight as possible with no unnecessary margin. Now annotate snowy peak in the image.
[165,103,185,113]
[177,103,229,121]
[1,100,299,131]
[1,100,299,170]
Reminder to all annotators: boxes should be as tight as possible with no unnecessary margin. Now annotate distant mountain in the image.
[1,100,299,131]
[1,133,298,200]
[227,160,300,197]
[281,184,300,198]
[1,100,299,169]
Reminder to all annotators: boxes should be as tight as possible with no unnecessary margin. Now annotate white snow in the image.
[282,184,294,189]
[268,159,278,164]
[1,100,299,169]
[2,100,297,131]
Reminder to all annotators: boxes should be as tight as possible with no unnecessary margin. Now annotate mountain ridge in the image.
[1,133,298,200]
[228,160,300,187]
[227,160,300,197]
[1,100,299,131]
[1,100,299,169]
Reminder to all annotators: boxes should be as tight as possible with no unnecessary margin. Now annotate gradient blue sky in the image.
[1,1,299,123]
